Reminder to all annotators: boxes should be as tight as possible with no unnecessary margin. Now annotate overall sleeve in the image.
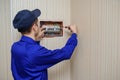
[30,33,78,66]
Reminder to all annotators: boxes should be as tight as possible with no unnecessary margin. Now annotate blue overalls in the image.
[11,33,78,80]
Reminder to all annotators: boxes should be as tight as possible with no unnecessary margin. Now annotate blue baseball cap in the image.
[13,9,41,30]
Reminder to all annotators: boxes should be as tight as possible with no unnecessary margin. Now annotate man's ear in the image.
[32,24,37,31]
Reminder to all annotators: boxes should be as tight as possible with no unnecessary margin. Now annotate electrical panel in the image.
[40,21,63,37]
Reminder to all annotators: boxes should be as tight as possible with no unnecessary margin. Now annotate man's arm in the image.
[31,25,78,65]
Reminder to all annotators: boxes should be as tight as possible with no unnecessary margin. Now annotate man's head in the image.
[13,9,45,40]
[13,9,41,34]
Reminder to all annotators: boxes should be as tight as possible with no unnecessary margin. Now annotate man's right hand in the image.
[65,25,78,34]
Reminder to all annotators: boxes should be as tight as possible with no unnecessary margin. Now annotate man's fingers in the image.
[41,30,45,34]
[64,26,72,32]
[64,26,69,28]
[40,27,45,31]
[39,30,45,38]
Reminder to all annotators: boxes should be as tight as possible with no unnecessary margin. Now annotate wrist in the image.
[72,31,77,34]
[72,33,77,37]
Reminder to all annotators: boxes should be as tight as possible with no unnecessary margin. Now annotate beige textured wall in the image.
[0,0,12,80]
[71,0,120,80]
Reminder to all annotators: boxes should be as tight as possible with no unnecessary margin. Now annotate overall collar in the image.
[20,35,40,44]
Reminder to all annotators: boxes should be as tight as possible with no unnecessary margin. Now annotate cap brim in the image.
[32,9,41,17]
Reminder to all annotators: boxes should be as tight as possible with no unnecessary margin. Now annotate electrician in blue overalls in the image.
[11,9,78,80]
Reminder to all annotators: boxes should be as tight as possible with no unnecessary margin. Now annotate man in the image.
[11,9,78,80]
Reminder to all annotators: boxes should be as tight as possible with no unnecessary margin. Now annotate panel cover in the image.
[40,21,63,37]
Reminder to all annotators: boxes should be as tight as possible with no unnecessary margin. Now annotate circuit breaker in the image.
[40,21,63,37]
